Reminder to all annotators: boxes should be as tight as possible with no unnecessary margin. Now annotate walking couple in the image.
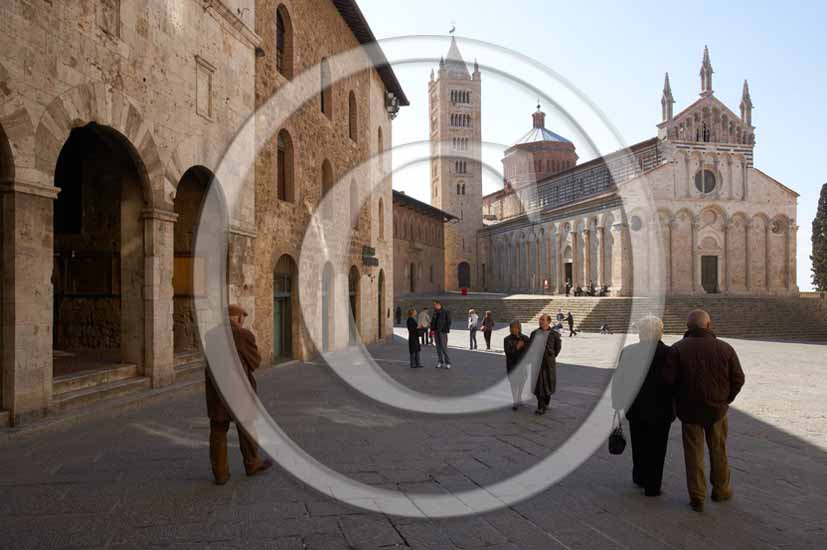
[503,314,561,415]
[612,310,745,512]
[406,300,453,369]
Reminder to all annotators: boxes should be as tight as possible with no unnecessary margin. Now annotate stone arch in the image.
[35,83,165,208]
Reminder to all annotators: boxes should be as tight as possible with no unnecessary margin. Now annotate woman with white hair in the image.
[612,315,676,497]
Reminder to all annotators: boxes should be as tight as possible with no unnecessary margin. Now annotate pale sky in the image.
[358,0,827,291]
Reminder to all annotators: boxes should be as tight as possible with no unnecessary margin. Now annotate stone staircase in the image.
[52,364,150,411]
[395,295,827,341]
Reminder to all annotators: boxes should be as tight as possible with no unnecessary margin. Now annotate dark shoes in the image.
[512,405,519,411]
[246,458,273,477]
[644,489,662,497]
[711,490,733,503]
[534,408,547,415]
[213,472,230,486]
[690,500,705,513]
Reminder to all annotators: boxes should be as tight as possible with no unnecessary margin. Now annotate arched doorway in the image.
[377,269,385,340]
[457,261,471,289]
[563,245,573,290]
[321,262,334,351]
[0,122,13,411]
[348,266,360,344]
[409,262,416,293]
[52,123,148,376]
[273,254,297,362]
[173,167,214,359]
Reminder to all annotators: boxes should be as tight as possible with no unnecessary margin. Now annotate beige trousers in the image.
[681,416,732,503]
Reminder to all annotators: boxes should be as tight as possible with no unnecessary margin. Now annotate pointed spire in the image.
[661,72,675,121]
[444,35,471,78]
[740,79,753,126]
[700,45,714,97]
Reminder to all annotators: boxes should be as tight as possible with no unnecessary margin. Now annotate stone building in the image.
[393,190,457,296]
[480,47,798,297]
[0,0,406,426]
[253,0,407,363]
[428,37,483,291]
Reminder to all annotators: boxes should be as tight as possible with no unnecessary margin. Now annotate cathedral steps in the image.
[395,295,827,341]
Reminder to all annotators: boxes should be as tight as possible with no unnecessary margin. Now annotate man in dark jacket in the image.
[430,300,452,369]
[666,309,745,512]
[205,304,272,485]
[528,314,562,415]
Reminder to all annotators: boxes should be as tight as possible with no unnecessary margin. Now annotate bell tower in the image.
[428,35,483,291]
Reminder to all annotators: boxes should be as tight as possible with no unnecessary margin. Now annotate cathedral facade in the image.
[469,46,798,297]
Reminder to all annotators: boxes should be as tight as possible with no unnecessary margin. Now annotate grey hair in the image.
[637,315,664,341]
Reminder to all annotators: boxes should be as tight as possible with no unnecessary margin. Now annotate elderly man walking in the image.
[205,304,272,485]
[667,309,745,512]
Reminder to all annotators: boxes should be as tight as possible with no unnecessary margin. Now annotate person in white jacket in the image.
[468,309,480,350]
[417,307,432,346]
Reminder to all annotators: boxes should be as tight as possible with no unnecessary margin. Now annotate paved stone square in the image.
[1,325,825,549]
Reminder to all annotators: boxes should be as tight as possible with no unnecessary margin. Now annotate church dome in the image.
[512,106,572,146]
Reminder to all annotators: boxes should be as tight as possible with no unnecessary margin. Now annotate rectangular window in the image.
[195,56,215,120]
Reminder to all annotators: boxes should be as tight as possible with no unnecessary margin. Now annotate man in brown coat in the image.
[666,309,745,512]
[205,304,272,485]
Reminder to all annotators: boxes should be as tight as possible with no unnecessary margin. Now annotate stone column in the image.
[0,182,59,425]
[557,231,565,294]
[764,223,771,291]
[596,226,605,288]
[690,220,698,293]
[788,224,798,292]
[665,220,673,294]
[571,231,579,288]
[610,222,631,296]
[142,209,177,389]
[583,227,592,287]
[745,221,751,291]
[721,224,729,293]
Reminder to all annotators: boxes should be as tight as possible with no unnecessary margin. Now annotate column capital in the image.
[141,208,179,223]
[0,181,60,200]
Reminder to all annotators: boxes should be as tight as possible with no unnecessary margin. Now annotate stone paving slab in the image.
[0,328,825,549]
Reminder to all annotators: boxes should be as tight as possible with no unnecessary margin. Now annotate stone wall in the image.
[252,0,395,363]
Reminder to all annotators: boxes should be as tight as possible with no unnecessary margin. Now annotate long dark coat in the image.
[503,333,530,373]
[406,316,421,353]
[205,321,261,423]
[529,327,561,399]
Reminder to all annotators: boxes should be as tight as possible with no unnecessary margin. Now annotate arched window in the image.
[461,183,466,195]
[277,129,294,202]
[378,198,385,240]
[275,5,293,79]
[321,159,333,219]
[377,127,384,172]
[348,91,358,142]
[320,58,332,117]
[350,179,359,229]
[456,183,461,194]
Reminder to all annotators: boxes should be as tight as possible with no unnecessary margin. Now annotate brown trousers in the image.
[209,420,261,480]
[681,416,732,502]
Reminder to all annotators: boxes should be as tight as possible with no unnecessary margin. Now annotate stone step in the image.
[52,377,151,412]
[175,359,206,384]
[53,364,139,395]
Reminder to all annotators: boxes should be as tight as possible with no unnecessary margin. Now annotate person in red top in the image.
[205,304,272,485]
[665,309,745,512]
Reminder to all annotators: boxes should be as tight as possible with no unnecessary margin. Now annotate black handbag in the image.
[609,410,627,455]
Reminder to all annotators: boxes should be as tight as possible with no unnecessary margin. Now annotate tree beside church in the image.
[812,183,827,291]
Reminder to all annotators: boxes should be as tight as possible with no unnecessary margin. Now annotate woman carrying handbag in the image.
[611,316,676,497]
